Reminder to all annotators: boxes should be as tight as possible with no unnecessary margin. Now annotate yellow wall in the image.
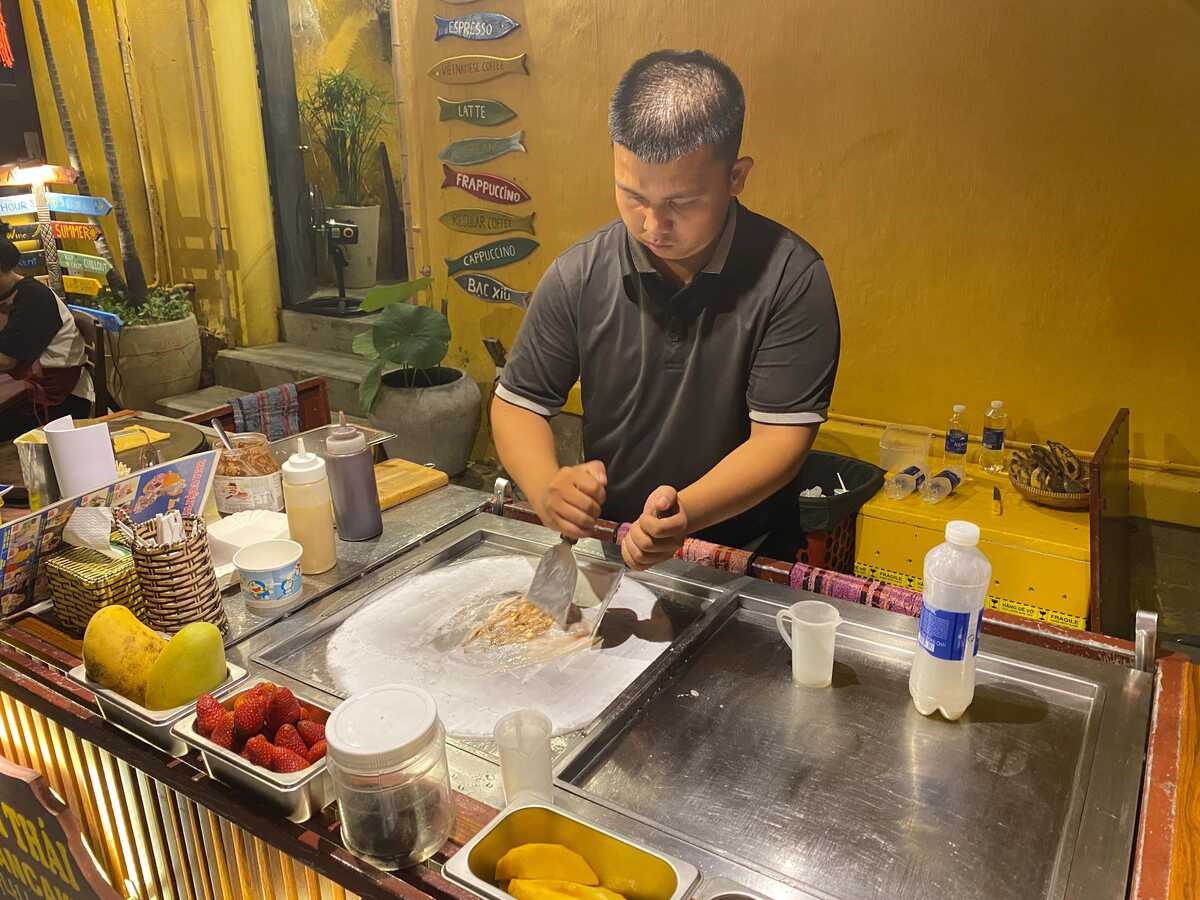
[18,0,281,345]
[391,0,1200,473]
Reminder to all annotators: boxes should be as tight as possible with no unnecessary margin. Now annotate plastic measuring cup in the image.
[493,709,554,806]
[776,600,842,687]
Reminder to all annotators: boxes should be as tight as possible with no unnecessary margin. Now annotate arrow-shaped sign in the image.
[51,221,102,242]
[12,239,40,253]
[16,253,43,270]
[4,223,39,240]
[0,164,79,187]
[58,250,112,277]
[0,194,36,216]
[46,193,113,217]
[61,275,102,297]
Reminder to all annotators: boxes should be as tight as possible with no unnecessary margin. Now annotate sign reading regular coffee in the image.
[0,758,119,899]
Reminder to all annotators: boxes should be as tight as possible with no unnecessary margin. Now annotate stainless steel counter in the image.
[226,498,1153,900]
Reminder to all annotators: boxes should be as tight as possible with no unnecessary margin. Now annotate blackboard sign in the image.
[0,758,119,900]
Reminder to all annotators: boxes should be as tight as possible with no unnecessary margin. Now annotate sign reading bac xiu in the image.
[0,759,118,900]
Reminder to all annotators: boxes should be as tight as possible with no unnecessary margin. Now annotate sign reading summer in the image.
[0,757,119,899]
[50,222,102,242]
[445,237,538,275]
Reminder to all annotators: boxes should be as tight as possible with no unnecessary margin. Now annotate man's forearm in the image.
[490,395,561,516]
[678,423,818,534]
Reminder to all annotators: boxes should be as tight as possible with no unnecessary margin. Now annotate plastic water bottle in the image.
[920,469,962,504]
[980,400,1008,473]
[944,404,968,477]
[884,465,927,500]
[909,521,992,720]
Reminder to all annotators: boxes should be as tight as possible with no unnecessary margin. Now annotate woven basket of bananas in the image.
[1009,441,1090,510]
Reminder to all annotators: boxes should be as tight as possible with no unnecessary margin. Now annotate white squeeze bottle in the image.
[909,521,992,721]
[283,438,337,574]
[979,400,1008,473]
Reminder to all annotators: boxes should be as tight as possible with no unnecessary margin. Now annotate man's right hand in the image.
[536,460,607,540]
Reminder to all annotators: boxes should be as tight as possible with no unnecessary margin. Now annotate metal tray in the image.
[171,677,334,823]
[555,590,1153,900]
[67,662,248,757]
[443,802,699,900]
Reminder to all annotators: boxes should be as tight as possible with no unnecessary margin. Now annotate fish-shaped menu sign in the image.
[428,53,528,85]
[441,164,531,205]
[438,130,525,166]
[434,12,520,41]
[440,207,535,235]
[446,237,538,275]
[436,96,516,127]
[453,272,530,308]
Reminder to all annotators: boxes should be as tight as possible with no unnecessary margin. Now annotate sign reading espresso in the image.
[0,758,118,899]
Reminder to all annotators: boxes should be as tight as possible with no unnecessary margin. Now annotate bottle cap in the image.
[325,411,367,457]
[952,404,966,414]
[945,520,981,547]
[326,684,440,772]
[282,437,326,484]
[991,400,1004,409]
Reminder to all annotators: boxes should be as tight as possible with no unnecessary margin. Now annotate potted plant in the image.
[301,68,387,289]
[93,284,202,411]
[352,278,481,475]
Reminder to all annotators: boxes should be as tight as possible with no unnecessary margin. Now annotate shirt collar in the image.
[623,200,740,280]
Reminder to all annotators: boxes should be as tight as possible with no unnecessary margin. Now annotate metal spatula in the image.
[526,536,578,628]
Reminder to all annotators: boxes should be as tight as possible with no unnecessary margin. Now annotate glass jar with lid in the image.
[325,684,454,869]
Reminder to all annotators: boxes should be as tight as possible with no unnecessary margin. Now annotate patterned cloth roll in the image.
[789,561,922,618]
[231,383,301,441]
[613,524,753,576]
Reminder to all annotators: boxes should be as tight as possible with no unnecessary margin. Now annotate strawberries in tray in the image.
[265,687,302,734]
[192,682,327,776]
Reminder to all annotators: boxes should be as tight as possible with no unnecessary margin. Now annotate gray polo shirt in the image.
[497,201,840,547]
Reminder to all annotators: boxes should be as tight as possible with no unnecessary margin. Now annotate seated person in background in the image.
[0,235,94,440]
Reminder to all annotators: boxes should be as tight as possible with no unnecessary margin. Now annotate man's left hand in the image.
[621,486,688,571]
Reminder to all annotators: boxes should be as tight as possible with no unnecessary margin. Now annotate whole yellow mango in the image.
[143,622,227,710]
[507,881,625,900]
[82,605,166,705]
[495,844,599,886]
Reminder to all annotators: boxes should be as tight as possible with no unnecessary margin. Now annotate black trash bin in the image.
[793,451,885,533]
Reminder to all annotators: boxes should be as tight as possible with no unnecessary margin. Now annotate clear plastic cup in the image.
[776,600,841,687]
[494,709,554,806]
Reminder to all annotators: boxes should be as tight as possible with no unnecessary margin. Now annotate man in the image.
[492,50,840,570]
[0,235,93,440]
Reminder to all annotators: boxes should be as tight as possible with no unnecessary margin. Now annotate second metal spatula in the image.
[526,536,577,627]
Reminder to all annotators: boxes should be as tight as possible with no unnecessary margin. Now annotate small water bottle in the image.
[884,465,927,500]
[909,521,992,720]
[979,400,1008,473]
[944,404,968,477]
[920,469,962,504]
[325,412,384,541]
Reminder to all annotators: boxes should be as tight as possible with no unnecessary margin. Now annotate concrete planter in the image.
[328,204,380,289]
[109,313,202,412]
[368,367,481,476]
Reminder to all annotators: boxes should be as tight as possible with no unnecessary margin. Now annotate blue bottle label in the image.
[982,427,1005,450]
[917,605,976,661]
[900,465,927,488]
[932,469,961,490]
[945,429,968,455]
[974,609,983,656]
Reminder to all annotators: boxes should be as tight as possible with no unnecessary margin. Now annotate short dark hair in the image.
[0,237,19,274]
[608,50,745,164]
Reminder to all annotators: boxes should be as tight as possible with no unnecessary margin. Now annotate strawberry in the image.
[243,734,274,769]
[274,724,308,758]
[233,691,268,739]
[210,712,235,750]
[305,740,327,764]
[301,705,329,725]
[195,693,225,737]
[265,687,301,734]
[269,745,309,774]
[296,720,325,748]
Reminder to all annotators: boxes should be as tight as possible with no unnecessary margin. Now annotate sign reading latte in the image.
[0,758,118,899]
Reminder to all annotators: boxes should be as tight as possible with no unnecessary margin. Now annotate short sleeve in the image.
[0,282,63,363]
[747,259,840,424]
[496,260,579,417]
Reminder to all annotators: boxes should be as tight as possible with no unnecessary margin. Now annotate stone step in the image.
[214,343,389,418]
[156,385,244,418]
[279,308,379,355]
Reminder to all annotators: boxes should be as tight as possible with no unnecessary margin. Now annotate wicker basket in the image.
[1009,475,1091,511]
[45,545,145,634]
[116,513,228,634]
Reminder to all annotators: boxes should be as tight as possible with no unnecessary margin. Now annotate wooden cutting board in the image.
[374,458,449,509]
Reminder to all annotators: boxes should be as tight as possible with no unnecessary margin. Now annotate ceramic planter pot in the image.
[368,367,481,476]
[108,313,202,412]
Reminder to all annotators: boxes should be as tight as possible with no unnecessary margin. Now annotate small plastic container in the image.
[775,600,841,687]
[326,684,454,870]
[879,425,933,475]
[494,709,554,806]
